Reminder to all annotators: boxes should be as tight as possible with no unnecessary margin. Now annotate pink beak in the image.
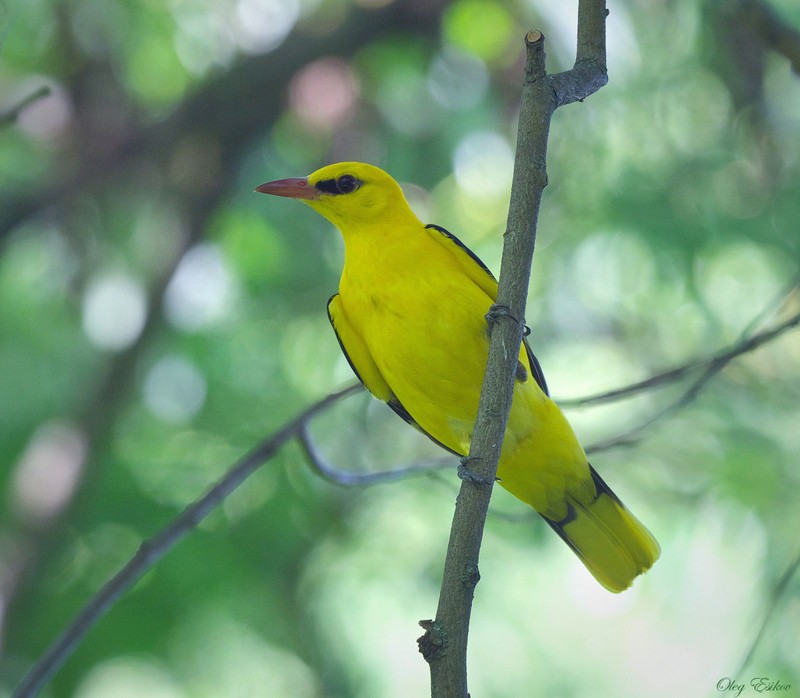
[255,177,318,200]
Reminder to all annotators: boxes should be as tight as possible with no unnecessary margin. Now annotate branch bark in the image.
[418,4,607,696]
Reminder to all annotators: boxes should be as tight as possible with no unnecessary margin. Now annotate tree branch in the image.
[0,86,51,129]
[418,3,607,695]
[11,384,361,698]
[736,0,800,74]
[561,302,800,409]
[298,423,454,486]
[418,32,549,694]
[310,301,800,474]
[737,544,800,674]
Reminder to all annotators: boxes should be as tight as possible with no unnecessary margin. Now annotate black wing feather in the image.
[523,340,549,396]
[425,224,496,280]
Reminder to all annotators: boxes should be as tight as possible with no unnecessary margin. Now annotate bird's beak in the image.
[255,177,319,200]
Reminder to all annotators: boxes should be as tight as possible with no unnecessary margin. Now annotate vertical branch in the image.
[418,3,608,696]
[577,0,608,63]
[417,31,550,698]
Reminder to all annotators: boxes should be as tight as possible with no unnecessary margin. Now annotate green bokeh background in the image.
[1,1,799,696]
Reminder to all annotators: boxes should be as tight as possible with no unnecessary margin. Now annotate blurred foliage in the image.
[1,0,800,696]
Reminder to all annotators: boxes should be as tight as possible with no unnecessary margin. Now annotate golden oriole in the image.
[257,162,659,592]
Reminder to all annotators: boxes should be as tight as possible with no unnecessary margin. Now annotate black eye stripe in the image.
[315,178,340,194]
[314,175,363,195]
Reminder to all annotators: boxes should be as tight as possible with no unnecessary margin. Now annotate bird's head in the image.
[256,162,420,231]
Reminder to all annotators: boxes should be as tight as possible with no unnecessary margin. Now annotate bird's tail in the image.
[545,466,660,593]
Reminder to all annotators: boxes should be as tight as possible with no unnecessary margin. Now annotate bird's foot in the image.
[457,457,495,486]
[484,304,530,336]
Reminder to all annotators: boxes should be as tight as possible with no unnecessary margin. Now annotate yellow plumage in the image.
[257,162,659,592]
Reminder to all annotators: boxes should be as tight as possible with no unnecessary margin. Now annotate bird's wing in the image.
[424,224,499,298]
[424,224,550,396]
[523,341,549,396]
[327,293,461,455]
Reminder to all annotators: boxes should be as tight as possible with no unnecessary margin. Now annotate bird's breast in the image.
[339,256,495,446]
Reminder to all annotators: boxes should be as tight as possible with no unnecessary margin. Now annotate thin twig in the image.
[0,86,51,128]
[585,357,729,453]
[561,303,800,409]
[580,313,800,453]
[12,383,361,698]
[298,424,455,486]
[737,546,800,674]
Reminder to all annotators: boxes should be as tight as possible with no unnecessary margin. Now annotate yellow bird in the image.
[257,162,659,592]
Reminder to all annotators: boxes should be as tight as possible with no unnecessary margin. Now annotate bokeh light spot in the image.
[572,231,657,315]
[82,273,147,351]
[289,57,359,131]
[12,421,87,524]
[17,83,72,141]
[165,243,235,332]
[696,241,785,332]
[144,355,207,424]
[443,0,515,64]
[127,33,189,105]
[234,0,299,54]
[453,131,513,198]
[75,657,185,698]
[427,48,489,110]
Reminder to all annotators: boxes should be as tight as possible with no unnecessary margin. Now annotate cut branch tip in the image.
[526,29,544,44]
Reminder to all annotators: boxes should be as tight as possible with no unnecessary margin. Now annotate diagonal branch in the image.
[737,545,800,674]
[562,304,800,409]
[0,86,51,129]
[11,383,361,698]
[584,307,800,453]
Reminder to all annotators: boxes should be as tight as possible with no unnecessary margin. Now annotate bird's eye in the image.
[336,174,360,194]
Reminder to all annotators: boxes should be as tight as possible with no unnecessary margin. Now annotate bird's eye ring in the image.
[336,174,360,194]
